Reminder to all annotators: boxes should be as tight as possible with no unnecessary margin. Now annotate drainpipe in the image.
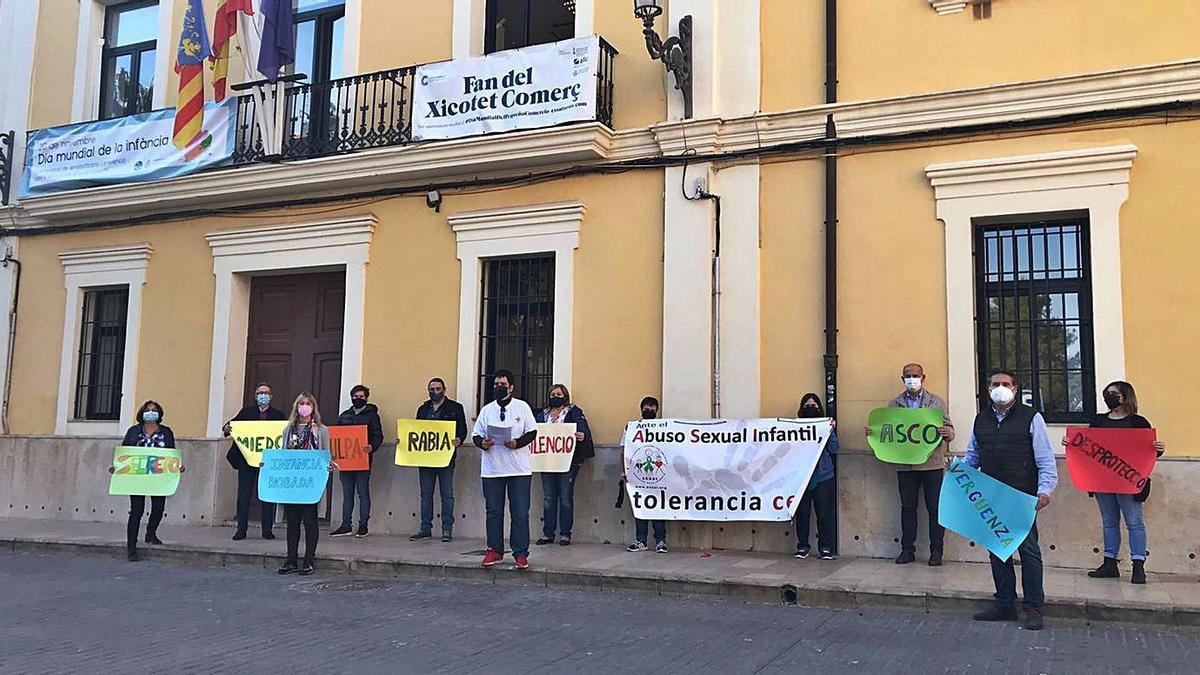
[823,0,840,554]
[686,183,722,419]
[2,250,21,435]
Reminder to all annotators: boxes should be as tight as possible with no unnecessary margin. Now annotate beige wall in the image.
[358,0,452,72]
[27,0,79,129]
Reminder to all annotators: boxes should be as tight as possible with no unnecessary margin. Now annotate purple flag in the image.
[257,0,295,82]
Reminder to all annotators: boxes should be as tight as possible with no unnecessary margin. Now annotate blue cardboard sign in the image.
[257,449,330,505]
[938,459,1038,561]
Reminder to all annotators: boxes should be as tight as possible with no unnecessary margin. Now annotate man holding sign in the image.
[963,369,1057,631]
[223,383,287,541]
[410,378,468,543]
[330,385,384,539]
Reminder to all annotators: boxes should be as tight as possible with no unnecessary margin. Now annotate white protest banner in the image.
[531,423,577,473]
[22,101,237,197]
[413,36,599,141]
[623,418,834,522]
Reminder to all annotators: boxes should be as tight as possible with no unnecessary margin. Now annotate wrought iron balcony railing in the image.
[0,130,14,206]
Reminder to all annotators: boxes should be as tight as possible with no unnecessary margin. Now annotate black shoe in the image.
[409,531,432,541]
[355,526,369,538]
[277,562,299,575]
[1088,556,1120,579]
[973,605,1018,622]
[262,532,276,540]
[232,531,247,541]
[794,545,811,559]
[127,549,139,562]
[819,549,835,560]
[928,552,943,567]
[330,525,354,537]
[1131,560,1147,585]
[441,533,453,542]
[535,537,555,546]
[894,551,915,565]
[299,562,315,576]
[1022,608,1045,631]
[145,533,163,546]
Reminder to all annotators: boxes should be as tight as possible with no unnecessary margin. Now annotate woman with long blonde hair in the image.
[277,392,332,576]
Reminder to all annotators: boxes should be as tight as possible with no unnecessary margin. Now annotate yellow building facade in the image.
[1,1,1197,569]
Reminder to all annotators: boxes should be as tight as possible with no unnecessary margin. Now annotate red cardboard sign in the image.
[1065,427,1157,494]
[330,425,370,472]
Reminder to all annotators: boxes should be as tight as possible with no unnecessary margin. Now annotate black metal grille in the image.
[74,288,129,421]
[0,130,13,206]
[478,255,555,411]
[974,218,1095,422]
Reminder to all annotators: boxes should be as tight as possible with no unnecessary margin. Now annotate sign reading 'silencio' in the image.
[622,418,834,522]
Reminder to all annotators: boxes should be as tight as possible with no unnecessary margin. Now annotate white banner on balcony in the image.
[412,36,600,141]
[21,102,236,198]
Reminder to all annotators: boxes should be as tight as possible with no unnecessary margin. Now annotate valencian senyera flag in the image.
[173,0,213,152]
[210,0,255,103]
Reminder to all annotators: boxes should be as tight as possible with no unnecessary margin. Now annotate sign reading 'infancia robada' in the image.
[623,418,834,522]
[412,36,600,141]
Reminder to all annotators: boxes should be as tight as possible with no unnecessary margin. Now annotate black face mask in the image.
[549,396,566,408]
[428,391,444,403]
[800,405,822,418]
[352,398,367,409]
[1103,392,1122,410]
[493,386,511,402]
[641,409,657,419]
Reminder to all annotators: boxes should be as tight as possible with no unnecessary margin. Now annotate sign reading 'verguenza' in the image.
[412,36,600,141]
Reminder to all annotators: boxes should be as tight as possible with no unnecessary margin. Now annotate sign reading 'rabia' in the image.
[394,419,457,468]
[622,418,833,522]
[412,36,599,141]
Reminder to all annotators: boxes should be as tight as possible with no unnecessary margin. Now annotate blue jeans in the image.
[541,464,581,539]
[635,519,666,546]
[1096,492,1147,561]
[482,475,531,558]
[989,522,1044,610]
[338,471,371,528]
[419,465,456,535]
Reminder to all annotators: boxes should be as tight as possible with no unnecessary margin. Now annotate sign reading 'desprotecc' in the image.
[412,36,600,141]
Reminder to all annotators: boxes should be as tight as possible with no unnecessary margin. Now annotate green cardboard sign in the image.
[108,446,182,497]
[867,407,944,465]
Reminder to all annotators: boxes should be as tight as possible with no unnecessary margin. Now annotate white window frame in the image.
[72,0,173,123]
[204,215,376,437]
[451,201,583,414]
[926,144,1136,448]
[56,244,152,436]
[452,0,595,59]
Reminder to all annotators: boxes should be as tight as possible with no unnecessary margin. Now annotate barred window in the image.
[975,218,1095,423]
[478,255,555,411]
[74,288,129,421]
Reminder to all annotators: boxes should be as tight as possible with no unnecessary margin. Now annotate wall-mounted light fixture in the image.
[426,189,442,213]
[633,0,694,119]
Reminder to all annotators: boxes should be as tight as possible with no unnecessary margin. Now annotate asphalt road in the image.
[1,551,1197,674]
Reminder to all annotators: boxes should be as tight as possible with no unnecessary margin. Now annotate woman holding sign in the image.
[112,400,180,562]
[534,384,593,546]
[277,393,332,576]
[1071,381,1166,585]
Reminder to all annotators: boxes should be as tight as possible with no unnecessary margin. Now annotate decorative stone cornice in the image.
[928,1,969,15]
[206,215,377,258]
[449,201,584,245]
[925,145,1137,200]
[58,244,152,274]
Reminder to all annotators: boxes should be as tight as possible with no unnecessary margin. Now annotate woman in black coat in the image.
[112,400,180,561]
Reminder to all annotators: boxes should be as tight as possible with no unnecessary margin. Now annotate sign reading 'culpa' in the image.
[412,36,600,141]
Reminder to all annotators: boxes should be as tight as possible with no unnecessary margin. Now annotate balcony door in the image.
[289,0,346,153]
[485,0,576,54]
[99,0,158,119]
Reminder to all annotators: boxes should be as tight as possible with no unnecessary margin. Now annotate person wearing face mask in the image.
[411,378,468,542]
[1063,381,1166,585]
[794,394,838,560]
[277,392,333,576]
[534,384,593,546]
[113,400,181,562]
[223,383,287,541]
[472,369,538,569]
[330,385,384,538]
[964,369,1058,631]
[627,396,668,553]
[865,363,955,566]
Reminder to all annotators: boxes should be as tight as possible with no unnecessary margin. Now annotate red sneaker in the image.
[481,548,503,567]
[515,555,530,570]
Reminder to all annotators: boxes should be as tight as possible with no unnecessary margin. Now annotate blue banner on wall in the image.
[938,459,1038,561]
[21,101,237,198]
[258,449,330,505]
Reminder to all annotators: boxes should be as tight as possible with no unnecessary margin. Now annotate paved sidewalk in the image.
[2,518,1197,626]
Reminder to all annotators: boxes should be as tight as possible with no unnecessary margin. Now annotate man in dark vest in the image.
[963,369,1058,631]
[223,382,288,541]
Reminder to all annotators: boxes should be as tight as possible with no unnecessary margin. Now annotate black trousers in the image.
[898,469,945,554]
[236,467,276,535]
[284,503,319,565]
[795,478,836,552]
[127,495,165,551]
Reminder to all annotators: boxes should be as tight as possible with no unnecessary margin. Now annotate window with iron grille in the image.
[485,0,576,54]
[974,217,1095,423]
[478,255,555,411]
[74,288,129,420]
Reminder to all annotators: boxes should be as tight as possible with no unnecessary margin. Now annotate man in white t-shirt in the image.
[472,369,539,570]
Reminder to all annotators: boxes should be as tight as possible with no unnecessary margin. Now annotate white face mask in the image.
[903,377,923,392]
[989,385,1015,406]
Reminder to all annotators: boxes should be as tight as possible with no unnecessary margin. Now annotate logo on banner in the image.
[630,446,669,484]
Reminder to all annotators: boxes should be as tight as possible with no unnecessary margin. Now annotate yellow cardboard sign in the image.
[231,420,289,468]
[395,419,457,468]
[531,423,577,473]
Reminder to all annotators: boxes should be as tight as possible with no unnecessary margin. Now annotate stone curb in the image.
[6,537,1196,627]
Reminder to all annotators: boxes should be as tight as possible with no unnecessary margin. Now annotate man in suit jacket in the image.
[224,382,288,541]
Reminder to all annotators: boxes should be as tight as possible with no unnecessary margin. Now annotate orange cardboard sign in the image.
[330,425,370,471]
